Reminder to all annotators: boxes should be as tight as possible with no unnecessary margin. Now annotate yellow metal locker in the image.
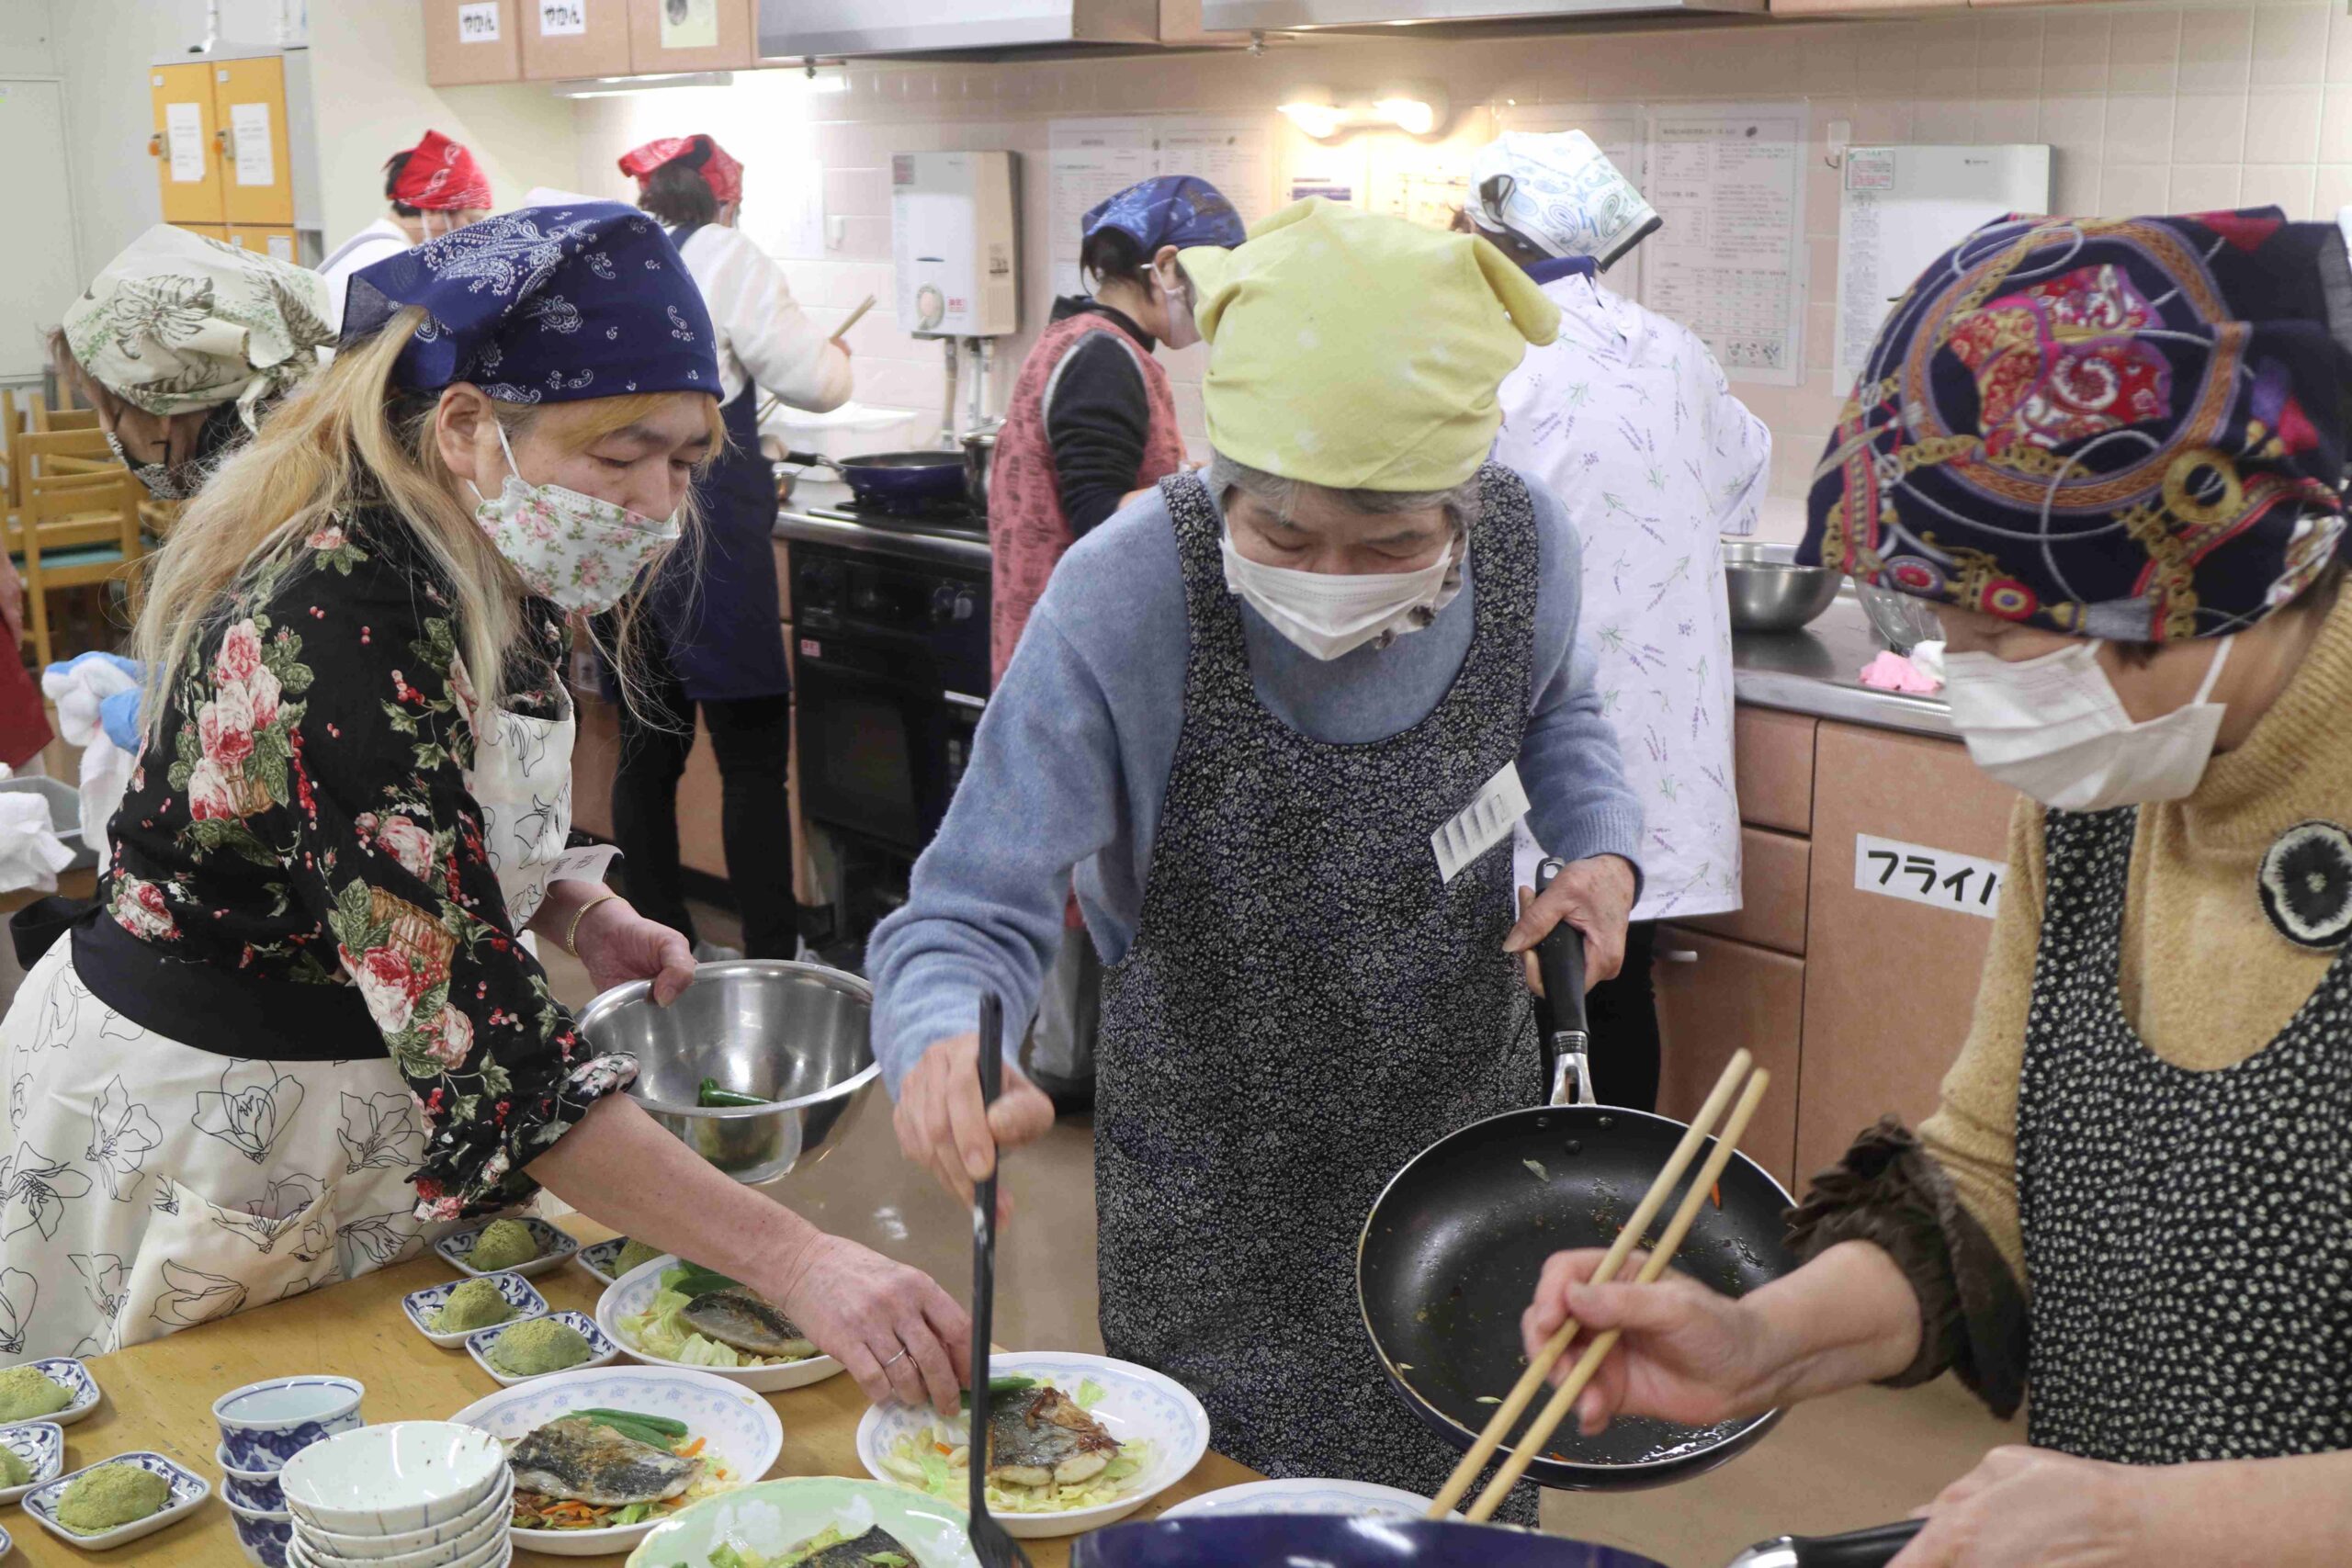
[212,57,295,227]
[227,225,302,265]
[150,62,222,226]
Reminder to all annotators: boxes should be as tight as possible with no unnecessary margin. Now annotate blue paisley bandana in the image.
[1802,209,2352,641]
[342,202,721,406]
[1083,175,1246,254]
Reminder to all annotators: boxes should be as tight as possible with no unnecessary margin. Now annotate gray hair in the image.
[1205,450,1482,535]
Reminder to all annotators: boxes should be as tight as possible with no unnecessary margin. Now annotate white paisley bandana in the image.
[62,226,334,420]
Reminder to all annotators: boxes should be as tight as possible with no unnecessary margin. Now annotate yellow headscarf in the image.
[1179,198,1559,492]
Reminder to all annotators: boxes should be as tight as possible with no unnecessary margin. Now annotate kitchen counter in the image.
[39,1217,1258,1568]
[1732,592,1952,739]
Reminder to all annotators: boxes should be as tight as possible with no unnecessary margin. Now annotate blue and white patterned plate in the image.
[625,1477,978,1568]
[465,1311,620,1387]
[435,1216,580,1280]
[575,1237,635,1287]
[402,1271,551,1348]
[0,1420,63,1505]
[4,1357,100,1427]
[855,1351,1210,1540]
[26,1450,210,1549]
[1159,1477,1440,1520]
[450,1363,784,1558]
[594,1254,842,1394]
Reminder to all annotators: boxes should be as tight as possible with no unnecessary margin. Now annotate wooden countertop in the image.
[20,1219,1260,1567]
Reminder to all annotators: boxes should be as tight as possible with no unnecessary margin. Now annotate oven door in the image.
[795,644,982,854]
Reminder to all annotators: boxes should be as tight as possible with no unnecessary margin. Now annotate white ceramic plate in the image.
[435,1217,580,1280]
[1159,1476,1440,1520]
[292,1503,507,1568]
[3,1356,100,1427]
[401,1272,551,1349]
[595,1255,842,1394]
[25,1450,210,1549]
[465,1311,621,1388]
[0,1421,63,1506]
[449,1363,785,1558]
[855,1351,1210,1540]
[291,1526,510,1568]
[278,1422,507,1536]
[624,1477,980,1568]
[290,1473,512,1561]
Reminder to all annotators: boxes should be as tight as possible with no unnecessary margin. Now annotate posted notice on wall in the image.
[164,101,205,183]
[538,0,587,37]
[231,102,272,187]
[1047,117,1274,299]
[457,2,502,41]
[1641,103,1807,386]
[1854,832,2004,919]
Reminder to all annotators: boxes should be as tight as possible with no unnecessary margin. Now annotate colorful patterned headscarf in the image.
[342,202,720,405]
[617,134,743,206]
[62,224,334,421]
[1083,175,1246,254]
[1803,209,2352,641]
[390,130,492,213]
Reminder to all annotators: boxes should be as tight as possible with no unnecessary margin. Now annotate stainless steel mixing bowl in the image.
[576,959,879,1185]
[1723,540,1841,633]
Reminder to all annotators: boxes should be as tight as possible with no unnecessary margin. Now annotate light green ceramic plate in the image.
[626,1476,983,1568]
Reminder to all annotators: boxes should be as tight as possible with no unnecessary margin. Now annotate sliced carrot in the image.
[1712,1181,1722,1209]
[935,1441,955,1456]
[677,1436,706,1458]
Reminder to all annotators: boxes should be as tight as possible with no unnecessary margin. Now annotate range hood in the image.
[760,0,1159,58]
[1203,0,1762,26]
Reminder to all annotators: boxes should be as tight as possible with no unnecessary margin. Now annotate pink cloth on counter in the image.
[1860,650,1942,694]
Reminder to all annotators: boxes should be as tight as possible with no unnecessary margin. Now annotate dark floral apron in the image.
[2017,807,2352,1461]
[1094,467,1543,1515]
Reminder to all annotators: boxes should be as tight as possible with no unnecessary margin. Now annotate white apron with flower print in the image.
[0,681,573,1359]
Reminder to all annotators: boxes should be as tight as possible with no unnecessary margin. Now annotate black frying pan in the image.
[784,448,967,513]
[1355,863,1801,1492]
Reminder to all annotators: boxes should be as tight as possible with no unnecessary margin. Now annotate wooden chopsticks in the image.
[1426,1051,1771,1523]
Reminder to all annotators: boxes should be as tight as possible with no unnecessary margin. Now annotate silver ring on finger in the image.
[881,1346,910,1371]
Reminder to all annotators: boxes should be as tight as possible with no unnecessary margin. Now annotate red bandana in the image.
[617,134,742,206]
[391,130,492,212]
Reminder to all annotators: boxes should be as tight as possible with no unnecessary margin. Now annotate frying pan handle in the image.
[1533,857,1590,1106]
[1730,1519,1926,1568]
[781,449,844,475]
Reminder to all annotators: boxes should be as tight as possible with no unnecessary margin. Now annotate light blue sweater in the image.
[866,471,1645,1089]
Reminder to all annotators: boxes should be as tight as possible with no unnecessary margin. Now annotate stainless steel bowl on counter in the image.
[575,959,879,1186]
[1723,540,1840,633]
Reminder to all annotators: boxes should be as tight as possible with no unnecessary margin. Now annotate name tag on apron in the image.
[549,843,621,886]
[1431,761,1529,885]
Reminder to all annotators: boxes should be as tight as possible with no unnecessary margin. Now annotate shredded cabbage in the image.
[878,1403,1149,1515]
[616,1280,812,1370]
[703,1526,910,1567]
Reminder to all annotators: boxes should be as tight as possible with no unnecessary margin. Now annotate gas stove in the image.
[807,500,986,543]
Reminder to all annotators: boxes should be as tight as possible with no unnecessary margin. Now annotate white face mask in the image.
[1156,262,1200,352]
[1944,635,2234,812]
[468,421,681,615]
[1220,523,1462,661]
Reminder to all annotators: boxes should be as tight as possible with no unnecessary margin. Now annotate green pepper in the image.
[960,1373,1037,1408]
[697,1077,770,1109]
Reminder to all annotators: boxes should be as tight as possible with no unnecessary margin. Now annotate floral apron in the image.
[0,673,572,1359]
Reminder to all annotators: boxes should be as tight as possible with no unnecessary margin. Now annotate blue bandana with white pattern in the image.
[342,202,721,405]
[1082,175,1246,254]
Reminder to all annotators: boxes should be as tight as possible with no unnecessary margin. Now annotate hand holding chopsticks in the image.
[1426,1051,1772,1523]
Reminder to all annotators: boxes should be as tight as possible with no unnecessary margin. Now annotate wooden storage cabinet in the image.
[1792,722,2015,1179]
[1732,707,1815,835]
[425,0,525,85]
[627,0,756,71]
[1684,826,1809,956]
[1655,926,1804,1190]
[518,0,633,80]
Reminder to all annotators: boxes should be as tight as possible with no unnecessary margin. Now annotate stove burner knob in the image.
[929,584,975,626]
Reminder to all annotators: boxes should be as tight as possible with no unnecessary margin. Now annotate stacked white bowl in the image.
[277,1423,512,1568]
[214,1375,367,1568]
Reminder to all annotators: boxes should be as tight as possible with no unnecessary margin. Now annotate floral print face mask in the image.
[469,421,680,613]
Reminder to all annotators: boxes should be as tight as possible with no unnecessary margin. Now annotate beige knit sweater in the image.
[1920,583,2352,1288]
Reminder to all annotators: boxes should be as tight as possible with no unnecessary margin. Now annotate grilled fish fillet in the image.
[682,1287,817,1359]
[788,1525,921,1565]
[986,1386,1119,1488]
[508,1416,696,1506]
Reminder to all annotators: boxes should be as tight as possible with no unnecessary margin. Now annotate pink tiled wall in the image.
[571,2,2352,540]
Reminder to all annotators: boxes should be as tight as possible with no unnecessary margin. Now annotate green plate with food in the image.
[625,1476,981,1567]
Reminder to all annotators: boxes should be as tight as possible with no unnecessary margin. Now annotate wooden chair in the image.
[0,390,35,516]
[14,470,142,669]
[30,404,99,435]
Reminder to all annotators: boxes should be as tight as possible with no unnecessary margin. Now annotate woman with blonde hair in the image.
[0,205,971,1413]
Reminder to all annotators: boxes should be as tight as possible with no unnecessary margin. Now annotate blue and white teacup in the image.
[224,1498,294,1568]
[212,1377,365,1473]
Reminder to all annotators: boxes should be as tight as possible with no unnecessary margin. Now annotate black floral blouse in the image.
[103,506,635,1221]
